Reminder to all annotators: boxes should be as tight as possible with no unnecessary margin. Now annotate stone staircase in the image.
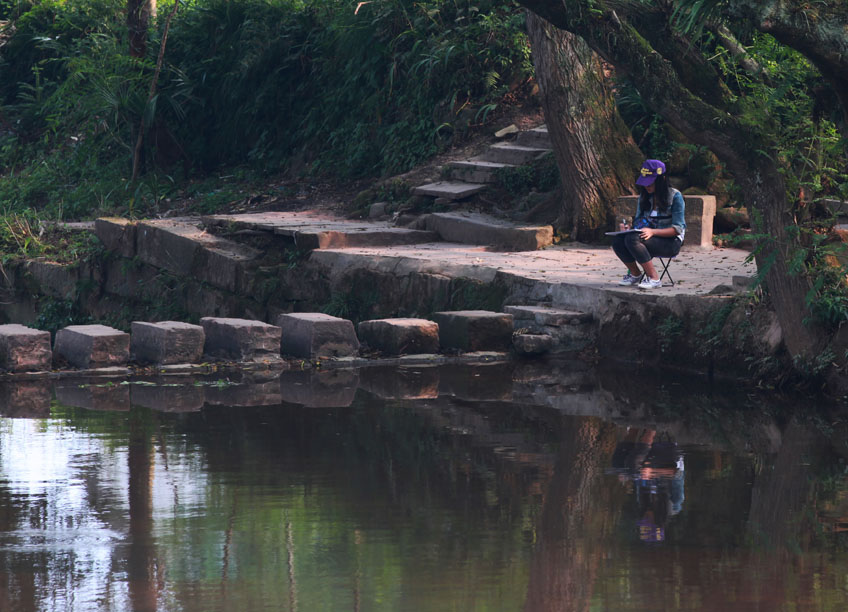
[412,126,553,201]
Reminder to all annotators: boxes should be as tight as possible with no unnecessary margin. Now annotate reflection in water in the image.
[0,363,844,610]
[610,428,685,543]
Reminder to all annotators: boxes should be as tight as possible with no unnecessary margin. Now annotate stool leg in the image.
[658,258,675,286]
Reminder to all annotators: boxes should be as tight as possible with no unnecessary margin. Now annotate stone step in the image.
[201,317,282,362]
[415,212,553,251]
[411,181,486,201]
[504,305,592,326]
[475,142,552,165]
[515,126,551,148]
[447,160,516,184]
[202,212,438,249]
[432,310,514,352]
[505,305,594,354]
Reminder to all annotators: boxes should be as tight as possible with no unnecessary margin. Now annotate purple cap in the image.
[636,159,666,187]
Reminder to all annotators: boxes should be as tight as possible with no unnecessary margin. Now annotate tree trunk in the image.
[516,0,832,360]
[128,0,156,59]
[525,11,642,241]
[737,163,826,358]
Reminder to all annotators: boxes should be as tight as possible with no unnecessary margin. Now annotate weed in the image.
[34,297,91,336]
[322,288,379,324]
[450,279,507,312]
[656,315,683,353]
[494,152,559,196]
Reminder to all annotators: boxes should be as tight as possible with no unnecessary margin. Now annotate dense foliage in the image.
[0,0,532,220]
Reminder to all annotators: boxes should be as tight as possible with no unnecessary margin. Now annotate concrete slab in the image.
[418,212,553,251]
[476,143,552,165]
[54,324,130,369]
[203,212,437,249]
[131,321,205,365]
[276,312,359,359]
[412,181,486,200]
[0,324,52,372]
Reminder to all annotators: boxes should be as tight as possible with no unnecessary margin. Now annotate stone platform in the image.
[311,241,753,298]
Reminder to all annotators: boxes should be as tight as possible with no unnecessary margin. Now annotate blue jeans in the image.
[612,232,681,265]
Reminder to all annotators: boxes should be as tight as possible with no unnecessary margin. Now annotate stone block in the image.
[358,318,439,355]
[276,313,359,359]
[0,324,52,372]
[432,310,514,352]
[53,324,130,369]
[201,317,281,362]
[131,321,205,365]
[279,369,359,408]
[95,217,137,258]
[615,195,716,249]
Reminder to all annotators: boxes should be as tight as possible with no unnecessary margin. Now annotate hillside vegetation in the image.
[0,0,532,224]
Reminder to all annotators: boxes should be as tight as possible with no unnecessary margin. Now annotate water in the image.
[0,361,846,611]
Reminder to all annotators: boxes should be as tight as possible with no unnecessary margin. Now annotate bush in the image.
[0,0,534,220]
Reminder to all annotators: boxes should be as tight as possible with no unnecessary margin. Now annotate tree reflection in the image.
[127,409,157,612]
[523,416,619,612]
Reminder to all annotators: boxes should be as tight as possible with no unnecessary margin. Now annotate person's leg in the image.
[621,233,653,277]
[611,235,643,277]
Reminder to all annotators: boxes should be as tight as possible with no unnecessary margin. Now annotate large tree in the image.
[525,12,642,241]
[515,0,848,359]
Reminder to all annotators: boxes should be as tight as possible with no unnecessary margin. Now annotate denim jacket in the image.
[635,188,686,242]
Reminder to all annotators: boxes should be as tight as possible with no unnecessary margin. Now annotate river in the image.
[0,360,845,611]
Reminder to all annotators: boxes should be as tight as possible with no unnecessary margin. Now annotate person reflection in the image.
[610,428,684,543]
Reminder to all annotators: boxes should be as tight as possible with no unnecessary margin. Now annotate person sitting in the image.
[612,159,686,289]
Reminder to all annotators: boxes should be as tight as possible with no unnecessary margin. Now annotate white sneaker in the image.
[618,272,643,286]
[638,276,663,289]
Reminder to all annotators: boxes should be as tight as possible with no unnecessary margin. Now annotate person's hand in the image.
[639,227,654,240]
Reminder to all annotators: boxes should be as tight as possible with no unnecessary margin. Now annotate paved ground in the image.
[321,241,755,296]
